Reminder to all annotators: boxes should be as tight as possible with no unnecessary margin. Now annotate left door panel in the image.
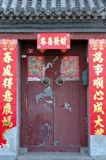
[21,55,54,150]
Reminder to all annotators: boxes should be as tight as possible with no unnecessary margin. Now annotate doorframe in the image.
[18,39,89,154]
[17,40,22,155]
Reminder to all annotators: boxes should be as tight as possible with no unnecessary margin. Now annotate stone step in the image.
[17,152,92,160]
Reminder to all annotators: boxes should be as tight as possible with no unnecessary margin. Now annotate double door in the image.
[21,42,87,152]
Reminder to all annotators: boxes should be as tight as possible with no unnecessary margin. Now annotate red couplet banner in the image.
[0,39,17,148]
[89,39,106,135]
[37,33,70,49]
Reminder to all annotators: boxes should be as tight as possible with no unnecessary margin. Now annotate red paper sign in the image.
[89,39,106,135]
[61,56,79,80]
[37,33,70,49]
[0,39,17,148]
[27,56,44,81]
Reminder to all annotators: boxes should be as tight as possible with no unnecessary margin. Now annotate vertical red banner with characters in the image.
[89,39,106,135]
[0,39,17,148]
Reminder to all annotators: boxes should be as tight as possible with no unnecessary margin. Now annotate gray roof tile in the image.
[0,0,105,18]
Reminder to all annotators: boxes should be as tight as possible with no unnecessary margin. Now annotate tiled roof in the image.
[0,0,106,20]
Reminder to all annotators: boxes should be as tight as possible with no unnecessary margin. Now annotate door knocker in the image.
[56,76,64,85]
[42,77,50,85]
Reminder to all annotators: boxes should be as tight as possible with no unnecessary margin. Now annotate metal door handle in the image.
[56,76,64,85]
[42,77,50,85]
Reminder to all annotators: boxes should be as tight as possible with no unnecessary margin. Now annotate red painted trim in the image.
[0,33,106,39]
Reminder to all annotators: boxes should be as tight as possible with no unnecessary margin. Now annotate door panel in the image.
[20,41,87,152]
[27,82,54,146]
[54,81,80,146]
[27,56,54,147]
[53,56,80,150]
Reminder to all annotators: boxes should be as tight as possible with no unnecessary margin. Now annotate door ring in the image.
[42,77,50,85]
[56,76,64,85]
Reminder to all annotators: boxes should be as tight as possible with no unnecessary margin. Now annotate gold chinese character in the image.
[54,37,59,45]
[1,39,17,51]
[2,129,9,140]
[93,90,104,100]
[98,39,105,50]
[2,90,13,102]
[3,52,13,63]
[94,102,104,114]
[93,64,103,76]
[40,37,46,46]
[2,116,13,128]
[3,77,13,89]
[8,41,17,51]
[2,132,5,140]
[3,65,13,76]
[47,37,53,46]
[94,128,104,135]
[94,115,105,128]
[60,36,66,45]
[90,39,98,50]
[93,77,104,89]
[89,39,105,51]
[2,103,13,115]
[93,51,103,63]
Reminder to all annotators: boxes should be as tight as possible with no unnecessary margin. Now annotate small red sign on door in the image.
[27,56,44,81]
[61,56,79,80]
[37,33,70,49]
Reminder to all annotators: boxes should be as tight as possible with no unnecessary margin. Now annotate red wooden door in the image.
[20,41,87,152]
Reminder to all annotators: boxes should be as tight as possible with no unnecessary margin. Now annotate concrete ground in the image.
[17,152,106,160]
[92,156,106,160]
[17,152,92,160]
